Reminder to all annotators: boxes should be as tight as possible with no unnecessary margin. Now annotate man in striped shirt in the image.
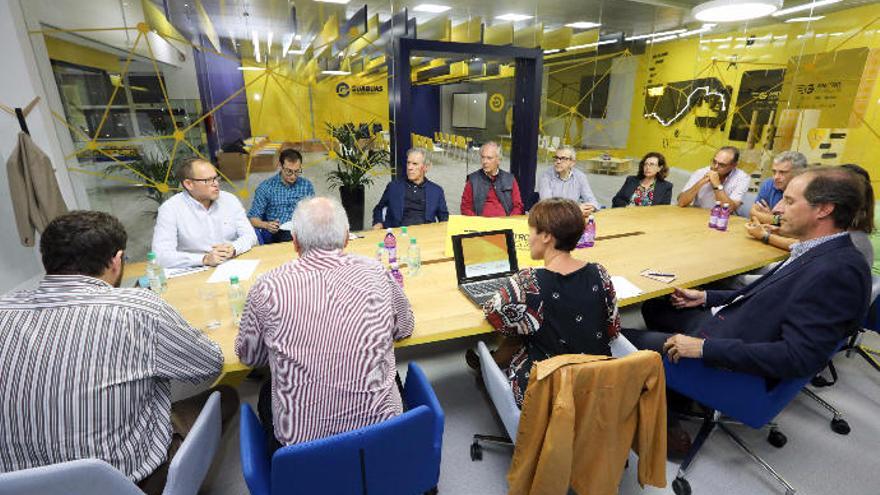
[0,211,233,494]
[236,196,414,446]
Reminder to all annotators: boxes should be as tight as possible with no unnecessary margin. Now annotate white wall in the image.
[0,0,90,293]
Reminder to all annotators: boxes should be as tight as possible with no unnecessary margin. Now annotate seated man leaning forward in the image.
[248,148,315,244]
[460,141,524,217]
[749,151,807,226]
[537,145,600,215]
[0,211,237,495]
[152,157,257,268]
[677,146,749,212]
[627,167,871,380]
[372,147,449,229]
[235,196,415,446]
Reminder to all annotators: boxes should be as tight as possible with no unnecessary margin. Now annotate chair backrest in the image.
[239,404,272,495]
[736,191,757,218]
[0,458,143,495]
[163,391,222,495]
[255,362,442,495]
[664,357,820,429]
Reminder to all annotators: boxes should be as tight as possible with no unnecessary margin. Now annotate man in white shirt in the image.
[152,158,257,268]
[677,146,749,211]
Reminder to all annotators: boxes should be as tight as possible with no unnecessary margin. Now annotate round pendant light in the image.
[692,0,783,22]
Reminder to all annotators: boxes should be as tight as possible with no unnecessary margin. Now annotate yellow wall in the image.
[44,36,121,73]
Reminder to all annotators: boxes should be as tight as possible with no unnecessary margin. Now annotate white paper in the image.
[207,259,261,284]
[611,276,643,299]
[165,266,210,279]
[279,221,293,231]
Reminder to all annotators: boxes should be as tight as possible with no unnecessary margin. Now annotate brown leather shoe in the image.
[667,423,692,460]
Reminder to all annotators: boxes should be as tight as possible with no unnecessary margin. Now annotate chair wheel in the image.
[470,441,483,461]
[767,429,787,448]
[672,476,692,495]
[831,418,851,435]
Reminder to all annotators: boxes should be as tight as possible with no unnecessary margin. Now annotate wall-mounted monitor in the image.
[452,92,487,129]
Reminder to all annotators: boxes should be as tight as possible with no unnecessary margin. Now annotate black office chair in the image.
[524,191,540,212]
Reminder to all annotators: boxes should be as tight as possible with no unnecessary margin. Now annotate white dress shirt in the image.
[681,166,750,209]
[152,190,258,268]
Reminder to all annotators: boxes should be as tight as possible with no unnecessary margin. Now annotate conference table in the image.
[144,205,787,375]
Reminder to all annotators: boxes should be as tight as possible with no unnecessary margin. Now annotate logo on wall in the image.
[336,82,351,97]
[336,82,384,98]
[489,93,505,112]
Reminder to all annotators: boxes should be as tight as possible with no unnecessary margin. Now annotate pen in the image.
[647,272,675,277]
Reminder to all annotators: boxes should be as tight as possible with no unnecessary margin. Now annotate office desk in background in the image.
[131,206,787,374]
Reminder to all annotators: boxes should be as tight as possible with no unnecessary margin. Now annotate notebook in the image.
[452,229,519,307]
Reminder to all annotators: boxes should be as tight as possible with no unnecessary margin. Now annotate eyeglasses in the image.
[187,175,220,185]
[281,168,303,176]
[712,159,733,168]
[553,156,573,161]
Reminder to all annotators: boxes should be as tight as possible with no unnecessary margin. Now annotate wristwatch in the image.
[714,184,723,191]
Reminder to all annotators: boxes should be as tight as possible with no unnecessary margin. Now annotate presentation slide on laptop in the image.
[462,233,511,278]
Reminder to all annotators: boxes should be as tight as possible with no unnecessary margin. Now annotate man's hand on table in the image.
[203,243,235,266]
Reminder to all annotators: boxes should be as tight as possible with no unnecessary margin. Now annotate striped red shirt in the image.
[235,248,414,445]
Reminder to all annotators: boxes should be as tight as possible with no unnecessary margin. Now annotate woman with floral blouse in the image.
[611,152,673,208]
[481,198,621,407]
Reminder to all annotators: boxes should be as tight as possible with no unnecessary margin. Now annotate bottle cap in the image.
[390,262,399,269]
[715,201,721,205]
[230,275,239,284]
[401,226,408,233]
[410,237,416,244]
[588,214,595,220]
[386,228,393,233]
[147,252,156,261]
[377,242,384,247]
[723,203,729,207]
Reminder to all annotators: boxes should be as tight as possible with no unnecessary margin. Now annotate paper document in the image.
[611,276,643,299]
[165,266,210,279]
[279,221,292,231]
[207,259,260,284]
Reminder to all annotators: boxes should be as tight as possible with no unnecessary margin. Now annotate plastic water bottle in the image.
[716,203,731,231]
[407,237,421,276]
[577,215,596,248]
[384,228,397,262]
[145,251,167,294]
[229,275,246,325]
[390,262,404,287]
[709,201,721,229]
[376,242,385,264]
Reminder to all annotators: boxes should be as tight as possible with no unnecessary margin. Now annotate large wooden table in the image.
[149,206,787,373]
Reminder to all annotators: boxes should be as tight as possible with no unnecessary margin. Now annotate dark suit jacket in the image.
[611,176,673,208]
[699,235,870,379]
[372,178,449,228]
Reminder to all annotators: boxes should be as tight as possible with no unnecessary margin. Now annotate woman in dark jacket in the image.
[611,152,673,207]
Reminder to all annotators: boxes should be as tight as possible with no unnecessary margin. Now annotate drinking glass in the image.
[198,286,222,330]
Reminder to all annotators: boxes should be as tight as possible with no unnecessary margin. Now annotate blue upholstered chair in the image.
[847,274,880,371]
[0,391,222,495]
[239,362,444,495]
[664,356,837,495]
[254,228,274,245]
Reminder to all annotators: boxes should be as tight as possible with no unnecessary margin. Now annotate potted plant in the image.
[325,121,390,230]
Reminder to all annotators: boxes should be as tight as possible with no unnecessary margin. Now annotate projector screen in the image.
[452,93,487,129]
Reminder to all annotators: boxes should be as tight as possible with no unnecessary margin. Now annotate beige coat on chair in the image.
[6,132,68,246]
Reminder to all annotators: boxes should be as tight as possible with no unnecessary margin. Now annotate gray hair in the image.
[556,145,577,161]
[407,147,430,166]
[480,141,503,160]
[291,196,349,252]
[774,151,807,169]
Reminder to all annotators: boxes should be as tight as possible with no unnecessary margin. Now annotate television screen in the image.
[452,93,487,129]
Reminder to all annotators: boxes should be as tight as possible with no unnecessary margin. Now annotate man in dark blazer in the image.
[627,167,871,379]
[372,148,449,229]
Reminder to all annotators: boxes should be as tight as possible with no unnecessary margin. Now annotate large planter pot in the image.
[339,185,365,231]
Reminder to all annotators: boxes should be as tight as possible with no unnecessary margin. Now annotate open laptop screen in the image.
[452,229,519,283]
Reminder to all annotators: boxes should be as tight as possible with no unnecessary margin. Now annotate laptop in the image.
[452,229,520,306]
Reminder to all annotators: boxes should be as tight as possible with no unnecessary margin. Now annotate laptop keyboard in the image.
[461,278,507,306]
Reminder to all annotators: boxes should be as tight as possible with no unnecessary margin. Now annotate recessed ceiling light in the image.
[565,22,601,29]
[625,28,687,41]
[692,0,782,23]
[495,13,533,22]
[413,4,451,13]
[772,0,841,17]
[785,15,825,22]
[314,0,350,4]
[321,70,351,75]
[237,66,265,71]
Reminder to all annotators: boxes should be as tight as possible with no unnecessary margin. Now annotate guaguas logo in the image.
[336,82,351,97]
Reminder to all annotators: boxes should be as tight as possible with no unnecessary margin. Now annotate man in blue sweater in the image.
[372,147,449,229]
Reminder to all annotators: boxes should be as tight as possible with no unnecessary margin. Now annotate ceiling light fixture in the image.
[238,66,265,71]
[495,13,533,22]
[321,70,351,75]
[678,24,715,37]
[565,21,601,29]
[413,4,451,13]
[252,30,260,63]
[692,0,782,23]
[772,0,841,17]
[625,28,687,41]
[314,0,351,4]
[785,15,825,22]
[647,34,679,44]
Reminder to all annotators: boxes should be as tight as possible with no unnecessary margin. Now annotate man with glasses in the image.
[537,144,600,215]
[461,141,524,217]
[248,148,315,243]
[152,157,257,268]
[371,147,448,229]
[677,146,749,211]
